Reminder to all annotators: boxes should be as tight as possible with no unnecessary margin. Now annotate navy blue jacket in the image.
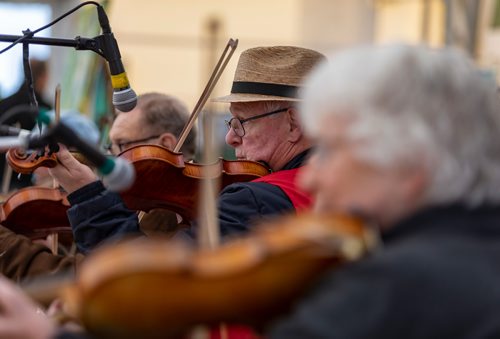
[268,204,500,338]
[67,150,310,254]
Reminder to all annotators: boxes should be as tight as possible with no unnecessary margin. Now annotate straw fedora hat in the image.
[213,46,326,103]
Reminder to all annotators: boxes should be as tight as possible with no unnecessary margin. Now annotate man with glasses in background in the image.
[106,92,196,161]
[47,46,325,254]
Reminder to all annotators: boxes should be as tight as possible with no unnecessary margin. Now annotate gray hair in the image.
[300,44,500,207]
[137,92,196,160]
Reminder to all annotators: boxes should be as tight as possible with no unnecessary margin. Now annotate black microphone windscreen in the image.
[113,88,137,112]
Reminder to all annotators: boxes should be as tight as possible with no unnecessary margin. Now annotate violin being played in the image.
[0,186,71,245]
[57,212,376,338]
[119,144,269,221]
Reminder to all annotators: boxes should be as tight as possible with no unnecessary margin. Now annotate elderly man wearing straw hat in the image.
[44,46,325,254]
[210,46,325,236]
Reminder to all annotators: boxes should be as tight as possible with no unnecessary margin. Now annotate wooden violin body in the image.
[0,187,73,245]
[60,213,378,338]
[3,148,88,246]
[119,144,270,221]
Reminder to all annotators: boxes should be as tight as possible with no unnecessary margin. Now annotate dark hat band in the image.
[231,81,299,98]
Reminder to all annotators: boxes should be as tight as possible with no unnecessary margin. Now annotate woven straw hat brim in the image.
[213,93,301,103]
[213,46,325,104]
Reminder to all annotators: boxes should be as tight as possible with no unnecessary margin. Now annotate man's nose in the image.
[225,128,242,147]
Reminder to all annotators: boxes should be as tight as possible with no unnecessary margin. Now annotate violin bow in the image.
[47,84,61,255]
[173,38,238,153]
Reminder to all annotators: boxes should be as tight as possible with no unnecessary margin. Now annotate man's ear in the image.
[287,107,303,143]
[158,132,177,150]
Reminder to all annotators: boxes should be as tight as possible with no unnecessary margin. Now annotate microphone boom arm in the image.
[0,34,106,59]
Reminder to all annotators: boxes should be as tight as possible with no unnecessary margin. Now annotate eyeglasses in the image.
[105,134,161,155]
[225,107,290,137]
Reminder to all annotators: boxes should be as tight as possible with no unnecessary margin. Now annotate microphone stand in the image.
[0,34,107,58]
[0,33,107,162]
[0,33,110,126]
[0,31,114,135]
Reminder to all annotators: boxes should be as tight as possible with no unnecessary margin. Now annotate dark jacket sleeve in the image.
[68,181,295,251]
[211,182,294,238]
[174,182,295,240]
[0,225,83,282]
[67,181,143,254]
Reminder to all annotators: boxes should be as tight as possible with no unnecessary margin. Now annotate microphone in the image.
[96,6,137,112]
[0,135,31,151]
[0,125,33,150]
[2,121,136,192]
[0,125,31,137]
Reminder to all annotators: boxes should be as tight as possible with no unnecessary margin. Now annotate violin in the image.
[118,144,269,221]
[0,186,73,246]
[24,213,377,338]
[1,147,93,246]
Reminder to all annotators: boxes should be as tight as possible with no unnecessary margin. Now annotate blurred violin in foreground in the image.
[43,213,379,338]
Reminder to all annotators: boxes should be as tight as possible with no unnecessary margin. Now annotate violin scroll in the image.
[6,148,58,174]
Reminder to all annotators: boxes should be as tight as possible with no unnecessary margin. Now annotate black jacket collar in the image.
[382,204,500,243]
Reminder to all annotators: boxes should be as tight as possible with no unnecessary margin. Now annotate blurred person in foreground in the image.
[268,44,500,338]
[1,44,499,338]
